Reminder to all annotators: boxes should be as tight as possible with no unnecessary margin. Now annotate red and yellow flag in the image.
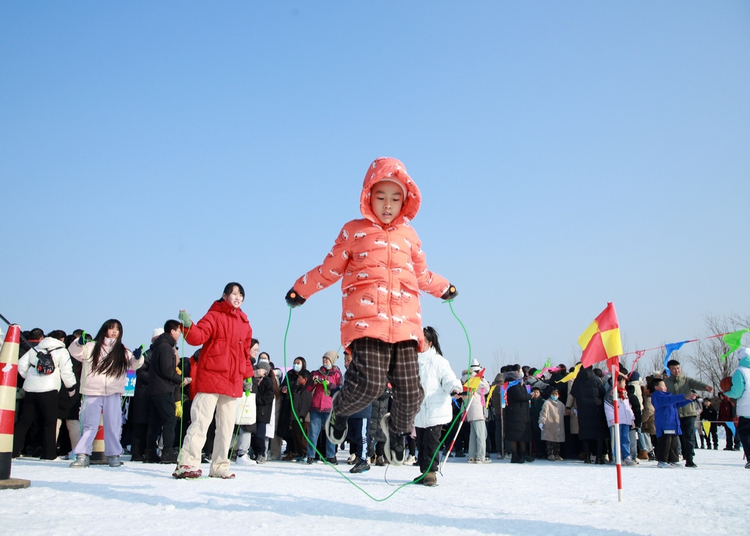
[578,303,623,368]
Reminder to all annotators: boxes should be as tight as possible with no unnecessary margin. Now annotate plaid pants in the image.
[333,337,424,435]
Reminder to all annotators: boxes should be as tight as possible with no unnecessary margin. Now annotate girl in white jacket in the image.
[68,319,143,468]
[413,326,462,486]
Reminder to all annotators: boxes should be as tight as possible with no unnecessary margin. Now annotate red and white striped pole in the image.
[610,357,623,502]
[0,325,31,489]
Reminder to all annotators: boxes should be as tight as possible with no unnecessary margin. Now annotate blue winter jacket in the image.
[651,390,693,438]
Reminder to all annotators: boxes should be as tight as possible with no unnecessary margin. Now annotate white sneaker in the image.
[404,455,416,465]
[656,461,671,468]
[347,453,358,465]
[236,454,254,466]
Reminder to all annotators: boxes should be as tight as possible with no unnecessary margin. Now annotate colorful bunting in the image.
[579,303,623,368]
[664,341,689,377]
[722,328,750,360]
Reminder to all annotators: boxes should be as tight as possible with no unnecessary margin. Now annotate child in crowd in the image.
[651,377,698,468]
[174,282,254,480]
[250,360,277,464]
[604,373,636,465]
[285,157,457,465]
[413,326,462,486]
[68,319,143,468]
[539,386,565,461]
[464,359,490,464]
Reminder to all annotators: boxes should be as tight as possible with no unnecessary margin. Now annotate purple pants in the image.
[73,394,123,456]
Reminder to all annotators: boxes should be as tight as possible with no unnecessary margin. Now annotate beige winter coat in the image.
[539,398,565,442]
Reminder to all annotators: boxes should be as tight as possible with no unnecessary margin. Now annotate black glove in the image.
[77,331,88,346]
[133,345,143,360]
[441,284,458,301]
[285,287,306,308]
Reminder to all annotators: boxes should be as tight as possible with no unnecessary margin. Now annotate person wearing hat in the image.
[464,358,490,464]
[305,350,343,464]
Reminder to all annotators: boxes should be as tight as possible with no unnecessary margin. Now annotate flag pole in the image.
[611,357,623,502]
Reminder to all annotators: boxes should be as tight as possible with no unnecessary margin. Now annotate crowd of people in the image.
[7,157,749,483]
[9,316,750,483]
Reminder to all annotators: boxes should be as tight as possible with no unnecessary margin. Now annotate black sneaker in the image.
[685,461,697,468]
[325,456,338,465]
[349,459,370,474]
[381,413,406,466]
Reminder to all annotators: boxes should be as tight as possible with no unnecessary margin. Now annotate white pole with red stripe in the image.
[610,357,623,502]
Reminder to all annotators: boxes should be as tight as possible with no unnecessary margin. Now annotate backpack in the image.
[35,348,56,375]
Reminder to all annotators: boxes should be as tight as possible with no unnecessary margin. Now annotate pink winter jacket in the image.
[292,157,451,351]
[69,338,142,396]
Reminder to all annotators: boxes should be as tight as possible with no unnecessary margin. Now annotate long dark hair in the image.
[423,326,443,356]
[91,319,128,378]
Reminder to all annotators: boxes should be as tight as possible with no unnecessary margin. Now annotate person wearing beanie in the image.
[284,157,458,466]
[305,351,343,464]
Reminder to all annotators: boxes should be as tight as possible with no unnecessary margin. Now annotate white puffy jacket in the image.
[18,337,77,393]
[413,346,462,428]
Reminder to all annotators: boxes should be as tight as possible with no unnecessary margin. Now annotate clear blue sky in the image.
[2,2,748,377]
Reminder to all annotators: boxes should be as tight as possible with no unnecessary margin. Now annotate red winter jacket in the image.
[292,157,451,352]
[308,365,343,413]
[184,299,253,398]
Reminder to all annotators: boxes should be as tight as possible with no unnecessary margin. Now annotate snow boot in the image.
[160,448,177,464]
[144,448,161,464]
[422,471,438,487]
[69,453,90,468]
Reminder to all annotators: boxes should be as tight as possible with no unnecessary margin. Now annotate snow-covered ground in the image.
[1,448,746,535]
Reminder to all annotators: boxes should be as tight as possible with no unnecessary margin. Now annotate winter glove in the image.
[285,288,306,308]
[78,331,88,346]
[178,309,192,328]
[441,284,458,301]
[133,345,143,360]
[539,423,543,430]
[243,378,253,392]
[175,401,183,418]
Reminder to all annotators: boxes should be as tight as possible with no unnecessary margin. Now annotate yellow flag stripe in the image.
[578,320,599,349]
[601,327,623,358]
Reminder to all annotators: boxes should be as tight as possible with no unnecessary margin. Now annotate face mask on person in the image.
[293,363,302,372]
[550,395,558,402]
[324,364,332,370]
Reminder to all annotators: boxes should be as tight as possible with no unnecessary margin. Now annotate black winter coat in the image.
[254,376,275,425]
[505,382,531,441]
[147,333,182,396]
[570,368,609,440]
[128,351,151,424]
[277,369,301,440]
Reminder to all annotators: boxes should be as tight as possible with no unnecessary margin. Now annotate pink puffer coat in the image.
[293,157,451,351]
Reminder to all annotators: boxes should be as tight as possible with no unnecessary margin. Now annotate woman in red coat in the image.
[173,282,253,480]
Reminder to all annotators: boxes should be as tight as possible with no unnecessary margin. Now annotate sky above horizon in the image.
[2,2,748,378]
